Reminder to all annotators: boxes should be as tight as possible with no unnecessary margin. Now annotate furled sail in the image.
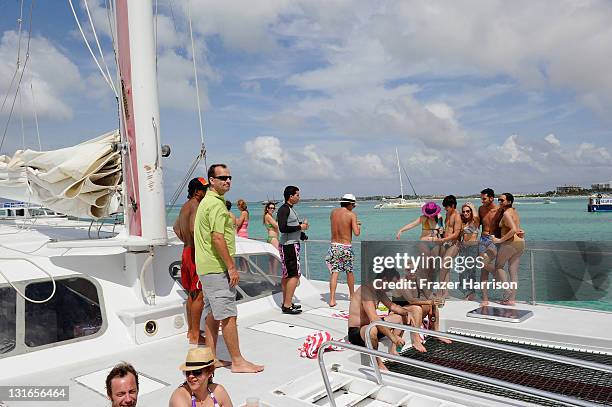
[0,130,122,219]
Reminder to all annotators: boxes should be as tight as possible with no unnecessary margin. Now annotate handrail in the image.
[362,321,611,407]
[317,340,602,407]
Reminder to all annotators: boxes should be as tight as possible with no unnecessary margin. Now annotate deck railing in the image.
[296,239,612,312]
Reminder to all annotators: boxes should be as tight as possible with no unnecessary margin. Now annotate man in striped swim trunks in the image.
[326,193,361,307]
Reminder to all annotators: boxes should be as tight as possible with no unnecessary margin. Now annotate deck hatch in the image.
[248,320,317,339]
[386,334,612,406]
[74,367,168,397]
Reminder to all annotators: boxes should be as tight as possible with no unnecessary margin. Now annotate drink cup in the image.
[245,397,260,407]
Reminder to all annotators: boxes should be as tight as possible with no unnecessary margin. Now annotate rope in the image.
[0,258,56,304]
[67,0,118,98]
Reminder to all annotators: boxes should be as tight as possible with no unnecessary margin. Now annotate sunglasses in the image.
[213,175,232,181]
[267,207,275,210]
[185,369,204,377]
[462,210,471,213]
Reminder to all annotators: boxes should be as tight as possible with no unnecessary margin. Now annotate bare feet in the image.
[499,299,516,306]
[214,359,232,368]
[464,293,476,301]
[328,300,337,307]
[231,360,264,373]
[188,334,206,345]
[437,337,452,344]
[480,301,489,306]
[412,341,427,353]
[378,362,389,371]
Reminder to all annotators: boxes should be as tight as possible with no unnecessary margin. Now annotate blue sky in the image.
[1,0,611,201]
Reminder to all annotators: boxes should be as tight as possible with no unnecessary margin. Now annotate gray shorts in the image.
[198,272,237,321]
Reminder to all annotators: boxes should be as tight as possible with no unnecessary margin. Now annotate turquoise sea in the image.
[168,197,612,311]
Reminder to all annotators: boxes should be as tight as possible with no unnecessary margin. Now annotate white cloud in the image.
[545,133,561,146]
[243,136,393,182]
[244,136,286,179]
[0,31,83,120]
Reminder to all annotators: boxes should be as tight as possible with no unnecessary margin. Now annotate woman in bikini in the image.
[458,202,480,301]
[396,202,443,297]
[169,347,233,407]
[235,199,249,238]
[262,202,279,249]
[492,193,525,306]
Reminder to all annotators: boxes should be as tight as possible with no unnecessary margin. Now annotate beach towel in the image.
[298,331,344,359]
[331,309,388,320]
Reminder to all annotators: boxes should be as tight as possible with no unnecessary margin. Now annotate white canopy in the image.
[0,131,122,219]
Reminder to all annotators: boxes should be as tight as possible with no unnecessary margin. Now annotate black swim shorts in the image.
[348,326,385,347]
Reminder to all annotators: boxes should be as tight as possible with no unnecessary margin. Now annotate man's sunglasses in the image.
[185,368,204,377]
[213,175,232,181]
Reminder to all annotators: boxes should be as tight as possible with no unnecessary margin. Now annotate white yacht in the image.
[375,149,423,209]
[0,2,610,407]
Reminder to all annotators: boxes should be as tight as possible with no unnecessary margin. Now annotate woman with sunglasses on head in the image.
[458,202,480,301]
[235,199,249,238]
[170,347,233,407]
[262,202,279,249]
[492,193,525,306]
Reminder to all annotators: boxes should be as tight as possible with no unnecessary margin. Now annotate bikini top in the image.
[187,385,219,407]
[265,223,274,230]
[462,222,479,235]
[421,217,437,231]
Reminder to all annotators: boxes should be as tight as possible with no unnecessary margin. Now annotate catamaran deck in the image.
[2,278,611,407]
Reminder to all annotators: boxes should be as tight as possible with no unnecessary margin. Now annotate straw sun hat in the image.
[179,347,215,371]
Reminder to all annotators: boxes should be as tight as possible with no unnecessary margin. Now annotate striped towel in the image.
[298,331,343,359]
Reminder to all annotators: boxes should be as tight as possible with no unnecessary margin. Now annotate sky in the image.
[1,0,611,201]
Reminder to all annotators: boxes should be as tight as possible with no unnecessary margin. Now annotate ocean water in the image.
[167,197,612,311]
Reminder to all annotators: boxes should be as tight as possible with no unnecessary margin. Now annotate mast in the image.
[115,0,167,244]
[396,148,404,201]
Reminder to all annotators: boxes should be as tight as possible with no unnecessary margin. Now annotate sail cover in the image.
[0,131,122,219]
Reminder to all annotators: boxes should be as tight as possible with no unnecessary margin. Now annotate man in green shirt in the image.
[194,163,263,374]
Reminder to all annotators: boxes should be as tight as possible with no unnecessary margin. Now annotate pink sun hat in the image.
[421,201,441,218]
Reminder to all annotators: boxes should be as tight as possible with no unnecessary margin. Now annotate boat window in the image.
[0,209,6,217]
[25,278,103,347]
[0,287,16,354]
[15,209,24,217]
[30,208,46,216]
[234,253,282,299]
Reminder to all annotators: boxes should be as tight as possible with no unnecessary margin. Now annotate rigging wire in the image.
[82,0,116,97]
[30,83,41,150]
[187,0,207,168]
[0,0,23,118]
[0,0,35,153]
[18,86,25,150]
[0,0,25,118]
[67,0,118,98]
[401,162,420,199]
[166,0,208,210]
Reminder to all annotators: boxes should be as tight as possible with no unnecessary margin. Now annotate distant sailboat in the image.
[374,148,424,209]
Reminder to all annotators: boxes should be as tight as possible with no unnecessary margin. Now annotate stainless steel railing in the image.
[315,320,610,407]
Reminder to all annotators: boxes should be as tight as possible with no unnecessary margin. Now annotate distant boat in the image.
[375,148,424,209]
[587,194,612,212]
[543,197,551,204]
